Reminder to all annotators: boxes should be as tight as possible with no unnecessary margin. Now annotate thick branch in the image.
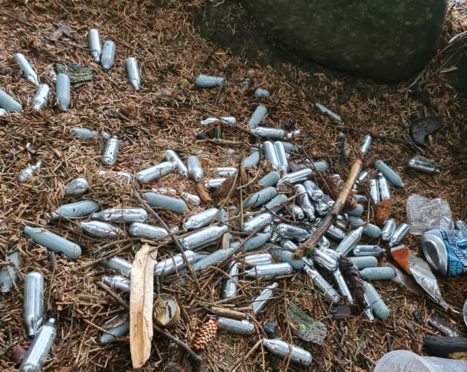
[294,159,362,258]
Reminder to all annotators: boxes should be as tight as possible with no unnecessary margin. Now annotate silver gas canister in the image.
[56,73,71,111]
[270,248,305,270]
[352,245,385,256]
[194,75,224,88]
[92,208,148,223]
[99,170,133,184]
[251,126,285,139]
[244,253,273,267]
[381,218,396,242]
[274,141,288,172]
[129,223,169,240]
[244,263,293,278]
[165,149,188,176]
[103,256,132,277]
[222,262,240,299]
[142,192,188,214]
[70,127,98,139]
[80,221,124,239]
[356,170,369,184]
[244,187,277,209]
[126,57,140,90]
[276,223,310,242]
[103,275,130,293]
[369,179,380,205]
[64,177,89,196]
[192,247,237,271]
[247,104,267,129]
[152,187,201,206]
[23,271,44,338]
[243,232,272,251]
[217,317,256,335]
[332,268,354,304]
[136,162,174,183]
[187,155,203,181]
[32,84,49,111]
[258,171,281,188]
[315,102,342,123]
[51,200,100,220]
[262,338,312,366]
[20,318,56,372]
[294,184,315,220]
[421,228,467,276]
[102,136,119,165]
[303,258,341,304]
[24,226,81,260]
[0,251,21,293]
[0,89,22,112]
[263,141,279,170]
[204,178,226,189]
[251,282,278,314]
[183,208,219,230]
[378,173,391,201]
[277,168,312,185]
[18,161,42,183]
[286,204,305,220]
[179,225,229,250]
[241,213,273,233]
[335,226,364,256]
[311,247,339,272]
[407,156,440,174]
[154,250,196,276]
[87,29,102,62]
[374,160,404,188]
[264,194,288,213]
[389,223,409,247]
[15,53,39,86]
[360,135,372,155]
[101,40,116,71]
[100,317,129,345]
[241,147,260,168]
[200,116,236,125]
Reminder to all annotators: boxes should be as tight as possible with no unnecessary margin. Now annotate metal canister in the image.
[200,116,236,125]
[360,266,395,281]
[24,226,81,260]
[332,268,354,304]
[15,53,39,86]
[389,223,409,247]
[87,29,102,62]
[70,127,98,139]
[241,147,260,168]
[192,247,237,271]
[276,223,310,242]
[154,250,196,276]
[214,167,237,177]
[360,135,372,155]
[204,178,226,189]
[274,141,288,172]
[126,57,140,90]
[254,87,270,97]
[20,318,56,372]
[264,194,288,213]
[241,212,273,233]
[325,225,346,241]
[262,141,279,170]
[194,74,224,88]
[369,179,380,205]
[153,187,201,206]
[100,317,129,345]
[294,184,315,220]
[142,192,188,214]
[311,247,339,272]
[374,160,404,188]
[247,104,267,129]
[352,245,384,256]
[270,248,305,270]
[136,162,174,183]
[222,262,240,299]
[23,272,44,338]
[244,263,293,278]
[348,216,364,228]
[315,102,342,123]
[251,282,278,315]
[217,317,255,335]
[80,221,124,239]
[51,200,100,221]
[280,239,298,252]
[64,177,89,196]
[0,251,21,293]
[377,173,391,201]
[32,84,49,111]
[356,170,369,184]
[381,218,396,242]
[407,156,440,174]
[363,281,389,320]
[251,126,285,139]
[244,253,273,266]
[129,222,169,240]
[103,275,130,293]
[103,256,132,277]
[92,208,148,223]
[277,168,312,185]
[303,258,341,304]
[101,40,116,71]
[262,338,312,366]
[165,149,188,176]
[421,228,467,276]
[363,223,382,239]
[335,226,364,256]
[286,204,305,220]
[101,136,119,165]
[179,225,229,250]
[244,187,277,209]
[187,155,203,182]
[349,256,378,270]
[56,73,71,111]
[0,89,22,112]
[183,208,219,230]
[243,232,272,251]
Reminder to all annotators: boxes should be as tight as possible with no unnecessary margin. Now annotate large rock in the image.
[241,0,448,82]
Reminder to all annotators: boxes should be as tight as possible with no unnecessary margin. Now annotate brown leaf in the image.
[375,199,393,226]
[130,244,154,368]
[196,182,212,203]
[212,176,234,198]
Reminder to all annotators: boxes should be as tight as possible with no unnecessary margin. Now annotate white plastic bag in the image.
[406,194,453,235]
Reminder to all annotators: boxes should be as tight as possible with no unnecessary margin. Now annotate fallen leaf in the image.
[196,182,212,203]
[375,199,393,226]
[212,176,234,198]
[130,244,155,368]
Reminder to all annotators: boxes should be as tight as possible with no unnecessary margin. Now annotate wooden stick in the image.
[294,159,362,258]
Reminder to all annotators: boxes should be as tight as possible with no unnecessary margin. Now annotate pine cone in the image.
[374,199,393,226]
[191,318,218,351]
[339,256,366,310]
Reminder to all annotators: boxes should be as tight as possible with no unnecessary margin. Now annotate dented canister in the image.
[80,221,124,239]
[64,177,89,196]
[101,136,119,165]
[15,53,39,86]
[92,208,148,223]
[136,162,174,183]
[32,84,49,111]
[23,271,44,338]
[165,149,188,176]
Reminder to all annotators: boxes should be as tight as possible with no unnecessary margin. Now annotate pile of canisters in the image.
[0,30,422,370]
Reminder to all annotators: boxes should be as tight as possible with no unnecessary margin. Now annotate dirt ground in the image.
[0,0,466,371]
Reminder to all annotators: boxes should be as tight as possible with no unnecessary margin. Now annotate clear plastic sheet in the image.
[406,194,453,235]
